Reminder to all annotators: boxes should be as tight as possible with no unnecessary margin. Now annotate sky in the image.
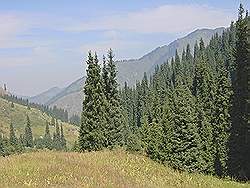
[0,0,249,96]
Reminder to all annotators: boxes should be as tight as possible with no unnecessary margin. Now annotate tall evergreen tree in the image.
[229,4,250,180]
[60,124,66,149]
[43,121,52,149]
[24,115,33,147]
[192,45,216,174]
[53,120,62,150]
[78,52,107,151]
[212,59,232,177]
[103,49,125,148]
[0,135,5,157]
[170,83,200,172]
[9,121,17,146]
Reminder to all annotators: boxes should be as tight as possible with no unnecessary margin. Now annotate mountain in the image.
[36,27,225,117]
[28,87,63,104]
[45,77,86,117]
[116,27,225,85]
[0,150,245,187]
[0,97,78,147]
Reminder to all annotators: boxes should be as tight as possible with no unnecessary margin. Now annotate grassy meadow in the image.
[0,150,248,188]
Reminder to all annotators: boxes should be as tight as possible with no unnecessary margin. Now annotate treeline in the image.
[2,94,69,122]
[77,5,249,181]
[0,116,67,156]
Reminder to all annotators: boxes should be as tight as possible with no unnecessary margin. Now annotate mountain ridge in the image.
[29,87,63,104]
[31,27,226,117]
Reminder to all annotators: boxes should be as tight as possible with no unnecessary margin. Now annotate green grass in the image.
[0,98,78,147]
[0,150,248,188]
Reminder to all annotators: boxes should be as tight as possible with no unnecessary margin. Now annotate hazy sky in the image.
[0,0,249,96]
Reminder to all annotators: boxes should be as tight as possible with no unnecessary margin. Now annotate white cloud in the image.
[0,4,236,67]
[65,4,235,34]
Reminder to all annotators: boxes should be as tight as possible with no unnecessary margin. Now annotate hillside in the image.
[0,97,78,147]
[45,27,225,116]
[0,150,248,188]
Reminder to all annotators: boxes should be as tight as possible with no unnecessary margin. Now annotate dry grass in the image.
[0,150,248,188]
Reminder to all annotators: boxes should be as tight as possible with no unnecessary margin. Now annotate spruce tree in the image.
[43,121,52,149]
[0,135,5,157]
[142,119,163,162]
[9,121,17,146]
[102,49,125,148]
[24,115,33,147]
[78,52,107,151]
[53,120,62,150]
[212,59,232,177]
[229,4,250,180]
[170,75,200,172]
[60,124,66,150]
[192,47,216,174]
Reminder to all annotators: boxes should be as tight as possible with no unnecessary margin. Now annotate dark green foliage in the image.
[75,4,248,181]
[53,120,62,150]
[79,52,107,151]
[229,4,250,180]
[212,59,232,177]
[9,122,17,146]
[0,135,5,157]
[24,115,33,148]
[103,49,125,148]
[79,50,127,152]
[170,84,200,172]
[60,125,66,150]
[142,120,163,162]
[118,5,247,179]
[43,121,52,149]
[192,54,216,174]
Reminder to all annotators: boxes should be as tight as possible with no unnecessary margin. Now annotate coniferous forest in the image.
[0,3,249,187]
[78,5,250,181]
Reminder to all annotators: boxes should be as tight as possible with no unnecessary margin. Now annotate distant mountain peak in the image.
[28,87,63,104]
[33,27,226,117]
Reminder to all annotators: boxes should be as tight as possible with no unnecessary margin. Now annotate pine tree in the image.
[212,59,232,177]
[142,119,163,162]
[43,121,52,149]
[19,134,25,147]
[9,121,17,146]
[101,50,125,148]
[192,48,216,174]
[160,95,174,164]
[170,73,200,172]
[60,124,66,150]
[229,4,250,180]
[78,52,107,151]
[24,115,33,147]
[53,120,62,150]
[0,135,5,157]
